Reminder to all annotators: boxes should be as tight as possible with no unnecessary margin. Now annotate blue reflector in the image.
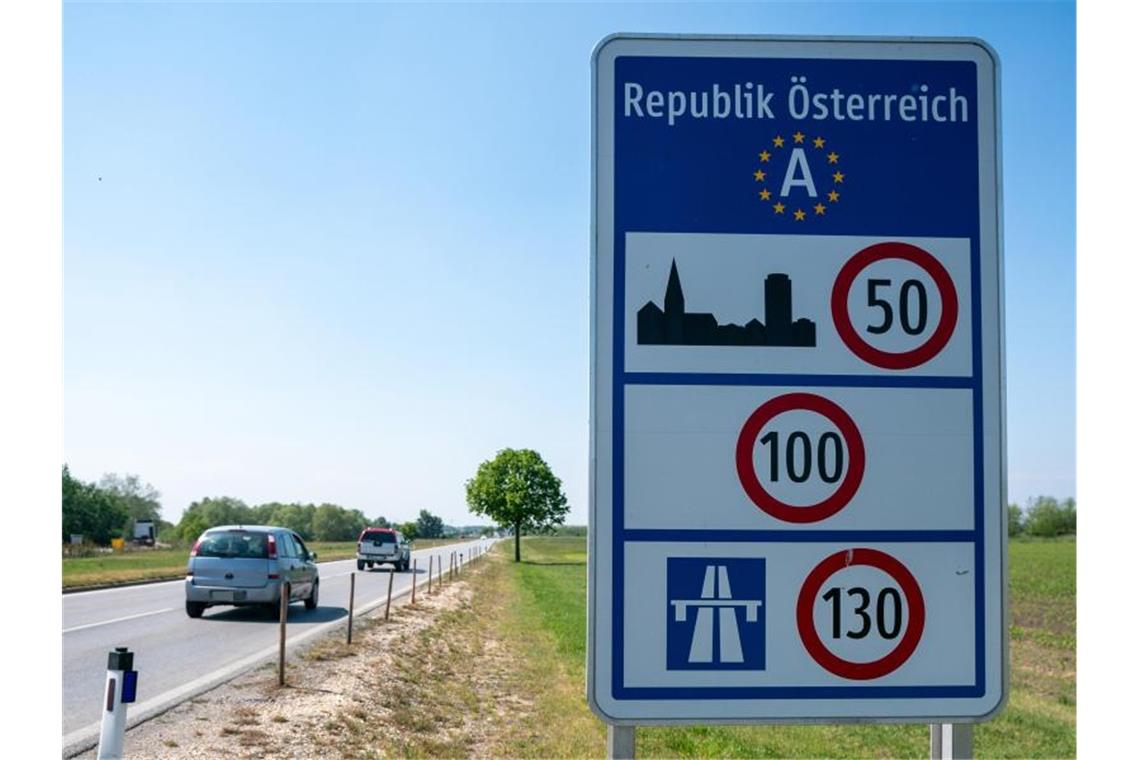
[121,670,138,704]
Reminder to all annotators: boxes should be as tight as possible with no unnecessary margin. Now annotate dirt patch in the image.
[78,560,506,759]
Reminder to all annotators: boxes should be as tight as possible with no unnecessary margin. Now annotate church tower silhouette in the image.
[664,260,686,344]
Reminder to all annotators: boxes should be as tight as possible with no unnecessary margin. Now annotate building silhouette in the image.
[638,260,815,347]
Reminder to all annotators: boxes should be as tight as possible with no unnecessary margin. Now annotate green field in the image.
[61,538,463,589]
[498,536,1075,758]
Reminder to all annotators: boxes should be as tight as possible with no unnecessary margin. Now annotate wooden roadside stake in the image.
[347,572,356,644]
[278,582,288,686]
[411,559,417,604]
[385,567,395,620]
[427,555,433,593]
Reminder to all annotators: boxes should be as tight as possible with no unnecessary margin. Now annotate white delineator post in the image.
[96,647,135,760]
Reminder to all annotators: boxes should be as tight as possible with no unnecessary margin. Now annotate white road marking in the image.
[64,607,176,634]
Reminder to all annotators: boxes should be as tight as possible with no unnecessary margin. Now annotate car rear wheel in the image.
[186,600,206,618]
[305,581,319,610]
[367,562,374,570]
[356,560,364,571]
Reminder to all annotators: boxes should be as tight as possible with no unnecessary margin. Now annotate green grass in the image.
[496,535,1076,759]
[61,537,464,589]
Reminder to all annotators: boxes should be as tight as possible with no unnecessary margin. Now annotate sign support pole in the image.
[607,725,635,759]
[930,723,972,759]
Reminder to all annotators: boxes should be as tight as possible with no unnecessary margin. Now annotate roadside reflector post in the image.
[278,582,288,686]
[607,725,635,760]
[96,647,135,760]
[385,567,395,620]
[427,554,433,593]
[347,572,355,644]
[930,723,972,759]
[411,559,417,603]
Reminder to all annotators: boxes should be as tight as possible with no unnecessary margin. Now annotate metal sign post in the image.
[931,723,973,759]
[588,34,1006,734]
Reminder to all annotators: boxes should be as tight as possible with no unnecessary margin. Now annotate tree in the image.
[1007,503,1023,537]
[311,503,368,541]
[251,502,315,538]
[465,448,568,562]
[99,473,162,525]
[178,512,209,543]
[370,515,391,529]
[176,496,251,541]
[399,521,419,541]
[1023,496,1076,537]
[62,465,130,545]
[416,509,445,539]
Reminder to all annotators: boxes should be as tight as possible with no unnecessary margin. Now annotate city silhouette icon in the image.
[637,259,816,347]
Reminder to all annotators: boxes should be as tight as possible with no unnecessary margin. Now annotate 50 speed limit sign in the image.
[588,35,1006,724]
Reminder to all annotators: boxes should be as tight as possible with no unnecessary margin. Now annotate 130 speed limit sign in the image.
[589,35,1006,725]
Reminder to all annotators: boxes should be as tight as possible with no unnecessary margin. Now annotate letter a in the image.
[780,148,818,198]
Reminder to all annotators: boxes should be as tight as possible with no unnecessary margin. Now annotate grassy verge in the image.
[61,538,465,589]
[487,536,1075,759]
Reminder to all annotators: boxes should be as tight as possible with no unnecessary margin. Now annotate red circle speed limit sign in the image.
[735,392,866,523]
[830,241,959,370]
[796,548,926,680]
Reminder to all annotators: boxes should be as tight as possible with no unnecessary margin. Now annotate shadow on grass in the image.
[518,561,586,567]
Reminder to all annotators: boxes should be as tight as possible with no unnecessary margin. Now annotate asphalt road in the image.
[62,538,491,755]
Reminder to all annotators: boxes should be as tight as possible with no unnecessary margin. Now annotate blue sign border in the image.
[608,54,988,702]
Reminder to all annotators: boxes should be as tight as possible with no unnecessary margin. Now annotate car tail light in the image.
[357,542,362,552]
[268,573,280,580]
[267,534,277,559]
[189,540,201,557]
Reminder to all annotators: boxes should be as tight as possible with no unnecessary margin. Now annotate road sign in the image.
[588,35,1005,724]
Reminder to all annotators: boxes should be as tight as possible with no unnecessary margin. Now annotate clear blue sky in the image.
[63,1,1074,526]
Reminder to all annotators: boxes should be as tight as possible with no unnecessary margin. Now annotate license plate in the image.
[210,590,235,602]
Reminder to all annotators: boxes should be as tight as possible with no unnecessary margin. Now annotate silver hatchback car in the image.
[185,525,319,618]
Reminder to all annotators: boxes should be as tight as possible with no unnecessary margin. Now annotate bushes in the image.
[1009,496,1076,538]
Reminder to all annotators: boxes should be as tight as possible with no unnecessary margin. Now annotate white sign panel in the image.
[588,35,1005,723]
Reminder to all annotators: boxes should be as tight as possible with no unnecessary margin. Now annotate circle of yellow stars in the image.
[753,131,844,220]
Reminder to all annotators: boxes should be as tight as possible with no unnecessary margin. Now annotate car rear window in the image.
[196,531,269,559]
[362,531,396,544]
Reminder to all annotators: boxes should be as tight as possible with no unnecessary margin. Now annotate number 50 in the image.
[867,278,928,336]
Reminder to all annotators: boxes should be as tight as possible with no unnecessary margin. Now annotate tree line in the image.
[62,465,454,546]
[1008,496,1076,538]
[63,466,165,545]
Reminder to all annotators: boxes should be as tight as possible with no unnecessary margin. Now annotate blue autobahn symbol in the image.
[666,557,766,671]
